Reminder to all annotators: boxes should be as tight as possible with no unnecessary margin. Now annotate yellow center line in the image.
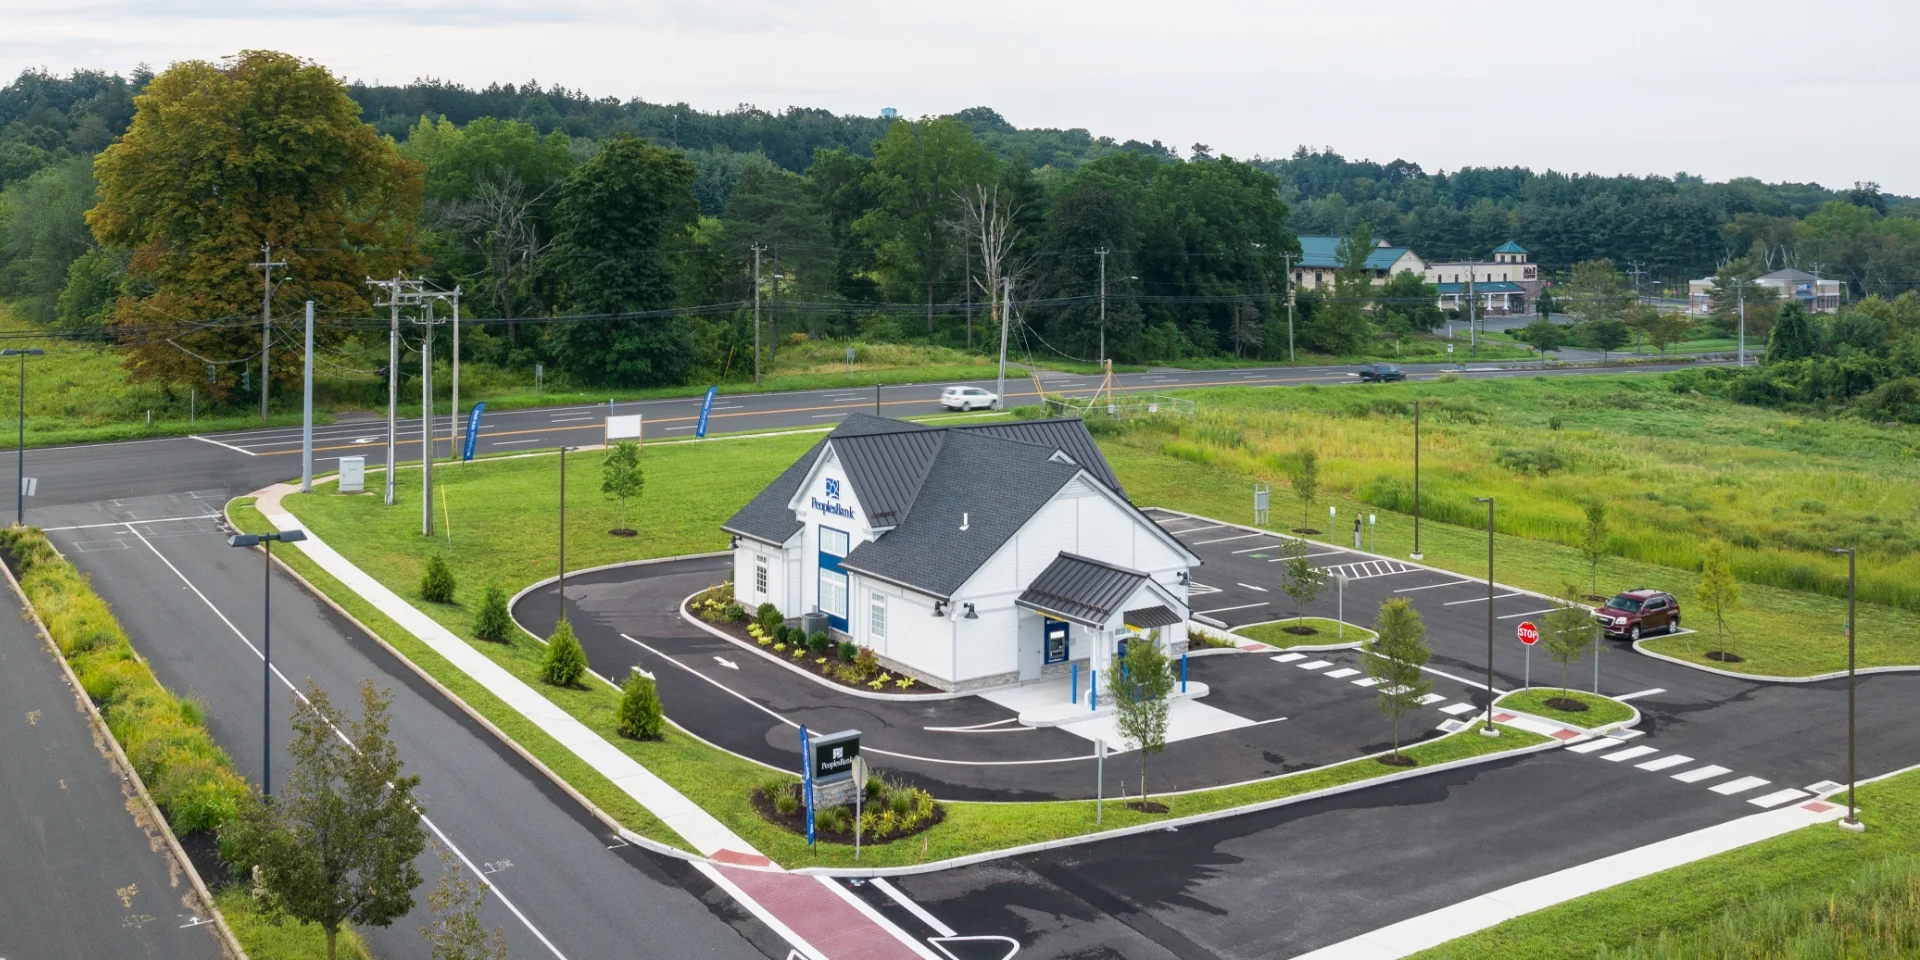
[256,373,1353,456]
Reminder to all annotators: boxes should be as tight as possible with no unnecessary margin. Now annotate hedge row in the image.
[0,527,251,833]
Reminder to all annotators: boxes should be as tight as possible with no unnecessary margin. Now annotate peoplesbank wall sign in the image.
[810,476,856,521]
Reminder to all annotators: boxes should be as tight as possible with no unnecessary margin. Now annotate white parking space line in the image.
[1672,764,1733,783]
[1273,653,1307,662]
[1444,591,1523,605]
[1268,550,1346,562]
[1615,688,1667,701]
[1636,754,1694,772]
[1440,702,1479,716]
[1324,668,1360,679]
[1394,579,1479,593]
[1496,608,1557,620]
[1232,544,1280,554]
[1197,602,1269,614]
[1601,746,1660,763]
[1566,738,1625,754]
[1194,533,1265,545]
[1710,776,1771,796]
[1296,660,1333,670]
[1748,789,1810,808]
[1236,583,1268,592]
[1173,523,1225,534]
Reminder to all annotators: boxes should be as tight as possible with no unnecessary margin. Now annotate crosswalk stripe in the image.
[1710,776,1771,796]
[1566,738,1624,754]
[1324,668,1360,679]
[1273,653,1306,663]
[1635,754,1694,772]
[1440,702,1479,716]
[1672,764,1733,783]
[1602,746,1660,762]
[1352,677,1381,687]
[1297,660,1333,670]
[1748,788,1810,808]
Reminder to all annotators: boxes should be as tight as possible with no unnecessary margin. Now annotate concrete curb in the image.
[676,593,979,702]
[1493,695,1643,739]
[0,540,251,960]
[506,554,731,643]
[1630,637,1920,684]
[794,727,1563,878]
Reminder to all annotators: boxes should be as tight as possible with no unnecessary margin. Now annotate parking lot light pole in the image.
[558,446,576,618]
[3,348,43,525]
[227,529,307,796]
[1829,546,1863,833]
[1474,496,1498,737]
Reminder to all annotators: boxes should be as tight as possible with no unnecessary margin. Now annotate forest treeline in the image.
[2,57,1916,404]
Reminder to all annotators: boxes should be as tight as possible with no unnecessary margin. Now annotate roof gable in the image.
[1492,240,1529,254]
[722,437,825,545]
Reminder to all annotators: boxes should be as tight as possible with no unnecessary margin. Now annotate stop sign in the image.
[1517,621,1539,646]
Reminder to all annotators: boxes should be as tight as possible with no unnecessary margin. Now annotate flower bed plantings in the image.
[690,590,939,694]
[750,775,944,844]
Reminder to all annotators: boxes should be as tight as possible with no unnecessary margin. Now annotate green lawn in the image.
[1098,374,1920,676]
[254,443,1549,869]
[1494,689,1634,728]
[1233,617,1376,648]
[216,886,373,960]
[1412,770,1915,959]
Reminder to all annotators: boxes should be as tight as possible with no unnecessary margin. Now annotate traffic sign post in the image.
[1518,621,1538,690]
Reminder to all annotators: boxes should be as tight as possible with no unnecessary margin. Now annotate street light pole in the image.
[1411,399,1422,560]
[1097,247,1108,365]
[2,348,43,526]
[1474,496,1498,737]
[558,446,575,622]
[227,529,306,796]
[1283,252,1297,364]
[1829,546,1863,833]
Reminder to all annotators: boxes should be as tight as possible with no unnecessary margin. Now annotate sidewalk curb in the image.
[0,541,250,960]
[795,729,1563,878]
[1492,696,1643,739]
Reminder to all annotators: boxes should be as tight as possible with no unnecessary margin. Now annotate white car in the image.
[941,386,999,411]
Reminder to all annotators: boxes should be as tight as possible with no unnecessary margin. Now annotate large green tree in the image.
[548,133,699,386]
[1764,301,1819,364]
[855,117,998,333]
[88,50,421,401]
[1303,220,1373,353]
[1374,268,1444,333]
[0,156,98,325]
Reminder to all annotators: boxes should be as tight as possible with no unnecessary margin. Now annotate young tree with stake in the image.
[1696,539,1741,660]
[601,439,644,536]
[1109,637,1174,805]
[420,843,507,960]
[1540,584,1599,707]
[223,681,428,960]
[1278,535,1329,630]
[1580,501,1608,596]
[1290,447,1319,531]
[1365,599,1432,763]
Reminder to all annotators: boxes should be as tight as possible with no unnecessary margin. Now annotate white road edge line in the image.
[122,524,569,959]
[1614,688,1666,701]
[41,514,221,532]
[868,877,958,938]
[187,434,259,456]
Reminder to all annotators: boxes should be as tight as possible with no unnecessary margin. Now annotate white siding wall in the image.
[732,542,793,614]
[954,606,1019,681]
[878,587,954,683]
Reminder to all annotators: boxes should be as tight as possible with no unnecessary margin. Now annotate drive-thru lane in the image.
[40,503,775,960]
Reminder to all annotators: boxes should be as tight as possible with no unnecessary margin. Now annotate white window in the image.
[869,593,887,641]
[820,569,849,620]
[819,526,850,557]
[754,556,768,596]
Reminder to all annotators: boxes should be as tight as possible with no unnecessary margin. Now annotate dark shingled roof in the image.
[839,431,1083,598]
[1016,553,1151,628]
[721,437,825,545]
[1124,605,1183,629]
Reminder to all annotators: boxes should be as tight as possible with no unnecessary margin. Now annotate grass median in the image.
[1494,688,1634,728]
[1411,769,1918,959]
[1233,617,1376,648]
[255,443,1550,869]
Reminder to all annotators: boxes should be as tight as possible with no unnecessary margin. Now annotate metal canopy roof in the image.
[1016,553,1151,628]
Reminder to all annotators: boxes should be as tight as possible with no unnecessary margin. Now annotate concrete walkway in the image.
[251,483,763,864]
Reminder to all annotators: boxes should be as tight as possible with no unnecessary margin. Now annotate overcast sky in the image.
[6,0,1915,194]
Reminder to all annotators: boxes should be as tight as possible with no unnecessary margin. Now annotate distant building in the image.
[1424,241,1541,316]
[880,107,899,120]
[1291,236,1426,291]
[1687,268,1843,316]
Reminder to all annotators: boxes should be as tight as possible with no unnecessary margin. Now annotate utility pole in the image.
[1625,260,1649,301]
[301,301,314,493]
[449,286,461,464]
[996,276,1012,410]
[752,244,764,385]
[367,275,418,507]
[1097,247,1109,365]
[250,243,286,419]
[1467,268,1478,356]
[420,296,435,537]
[1283,252,1297,363]
[965,234,975,349]
[1736,280,1748,367]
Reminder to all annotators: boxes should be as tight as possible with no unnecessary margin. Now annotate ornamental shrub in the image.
[808,631,831,654]
[615,670,664,740]
[838,641,857,661]
[541,618,588,687]
[755,602,782,633]
[473,583,512,642]
[420,553,456,603]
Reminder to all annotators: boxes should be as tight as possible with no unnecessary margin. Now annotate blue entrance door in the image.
[817,526,850,631]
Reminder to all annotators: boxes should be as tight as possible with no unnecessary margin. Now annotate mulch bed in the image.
[1281,625,1319,636]
[176,829,231,890]
[686,600,943,696]
[1705,651,1746,663]
[749,787,945,845]
[1124,800,1170,814]
[608,528,637,538]
[1375,754,1418,768]
[1292,528,1322,535]
[1582,594,1610,603]
[1542,696,1590,712]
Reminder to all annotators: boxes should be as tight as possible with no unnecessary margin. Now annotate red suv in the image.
[1594,589,1679,641]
